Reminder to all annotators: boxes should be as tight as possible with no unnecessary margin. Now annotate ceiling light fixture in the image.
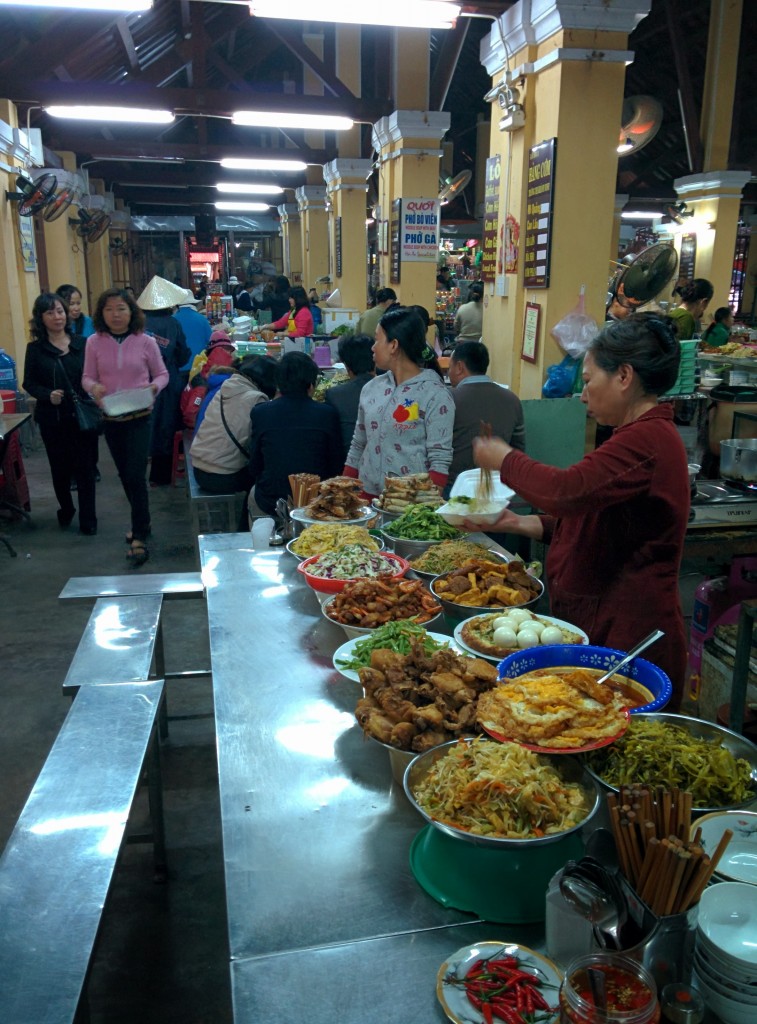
[248,0,459,29]
[232,111,353,131]
[0,0,151,9]
[220,157,307,173]
[215,201,271,212]
[215,183,284,195]
[621,210,662,220]
[46,105,174,125]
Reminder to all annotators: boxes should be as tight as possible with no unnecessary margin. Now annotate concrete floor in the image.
[1,423,233,1024]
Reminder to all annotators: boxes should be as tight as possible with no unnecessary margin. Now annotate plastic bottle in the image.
[0,349,18,392]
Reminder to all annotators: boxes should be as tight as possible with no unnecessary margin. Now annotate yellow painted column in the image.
[40,153,88,301]
[611,194,629,264]
[277,203,302,284]
[0,100,41,373]
[295,185,329,292]
[479,0,651,399]
[673,171,751,310]
[336,25,362,160]
[372,110,450,317]
[323,158,372,311]
[81,178,112,305]
[700,0,743,172]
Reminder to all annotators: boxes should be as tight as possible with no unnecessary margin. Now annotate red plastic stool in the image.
[171,430,186,487]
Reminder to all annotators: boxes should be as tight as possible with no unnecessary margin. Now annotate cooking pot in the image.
[720,438,757,484]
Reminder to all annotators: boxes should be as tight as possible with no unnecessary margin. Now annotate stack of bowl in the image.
[693,882,757,1023]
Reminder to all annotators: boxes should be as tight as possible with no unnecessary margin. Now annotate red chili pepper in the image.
[487,957,520,968]
[525,985,534,1015]
[528,987,550,1011]
[516,983,525,1012]
[491,1004,525,1024]
[466,990,483,1010]
[482,1003,494,1024]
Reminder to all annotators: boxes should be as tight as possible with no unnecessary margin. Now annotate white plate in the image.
[698,882,757,965]
[285,534,384,560]
[100,386,153,417]
[437,941,561,1024]
[453,613,589,663]
[290,505,376,527]
[437,469,515,526]
[332,631,461,682]
[696,811,757,885]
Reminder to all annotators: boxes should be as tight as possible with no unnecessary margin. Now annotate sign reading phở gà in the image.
[523,139,557,289]
[399,198,440,263]
[481,155,500,283]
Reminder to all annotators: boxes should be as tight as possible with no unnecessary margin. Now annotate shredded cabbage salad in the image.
[306,544,399,580]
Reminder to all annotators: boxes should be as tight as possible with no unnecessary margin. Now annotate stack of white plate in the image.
[693,882,757,1023]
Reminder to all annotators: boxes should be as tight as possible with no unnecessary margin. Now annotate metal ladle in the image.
[596,629,665,685]
[559,875,624,950]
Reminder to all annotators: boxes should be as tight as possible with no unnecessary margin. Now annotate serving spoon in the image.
[559,875,624,950]
[596,629,665,685]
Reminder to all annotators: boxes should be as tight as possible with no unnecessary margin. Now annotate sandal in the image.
[126,541,149,567]
[125,526,151,544]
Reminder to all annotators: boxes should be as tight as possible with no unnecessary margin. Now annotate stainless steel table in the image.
[200,533,543,1023]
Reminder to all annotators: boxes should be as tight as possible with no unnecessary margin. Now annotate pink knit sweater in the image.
[82,331,169,398]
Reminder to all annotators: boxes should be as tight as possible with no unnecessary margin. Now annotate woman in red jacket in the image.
[471,313,689,706]
[267,286,314,338]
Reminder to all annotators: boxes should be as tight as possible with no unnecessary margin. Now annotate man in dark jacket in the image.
[324,334,374,460]
[248,352,342,516]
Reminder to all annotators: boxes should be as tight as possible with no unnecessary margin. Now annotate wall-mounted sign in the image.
[522,302,541,363]
[481,155,500,283]
[18,215,36,272]
[335,216,342,278]
[679,232,697,282]
[400,197,440,263]
[390,199,401,285]
[523,138,557,289]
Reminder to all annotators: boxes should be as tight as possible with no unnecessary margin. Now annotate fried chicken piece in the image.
[389,721,416,748]
[412,704,445,730]
[411,729,448,753]
[461,658,498,686]
[355,704,395,744]
[358,667,387,695]
[373,686,417,722]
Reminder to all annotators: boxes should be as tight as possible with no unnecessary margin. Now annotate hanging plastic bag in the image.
[550,286,599,359]
[542,354,580,398]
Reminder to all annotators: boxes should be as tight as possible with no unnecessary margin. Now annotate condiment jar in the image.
[659,984,704,1024]
[560,953,660,1024]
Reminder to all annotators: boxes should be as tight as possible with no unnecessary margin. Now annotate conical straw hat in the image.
[137,275,189,310]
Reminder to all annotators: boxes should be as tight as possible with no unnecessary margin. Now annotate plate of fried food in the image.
[354,644,499,751]
[333,620,461,682]
[476,669,630,753]
[322,577,443,639]
[291,476,374,525]
[431,559,543,623]
[371,473,443,517]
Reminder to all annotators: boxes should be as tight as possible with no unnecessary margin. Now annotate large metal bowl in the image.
[407,546,510,584]
[380,529,464,560]
[430,571,544,625]
[583,712,757,815]
[404,737,600,849]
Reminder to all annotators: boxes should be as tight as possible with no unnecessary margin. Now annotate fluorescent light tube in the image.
[215,201,271,212]
[215,183,284,195]
[233,110,353,131]
[249,0,459,29]
[220,157,307,172]
[0,0,151,8]
[621,211,661,220]
[46,105,174,125]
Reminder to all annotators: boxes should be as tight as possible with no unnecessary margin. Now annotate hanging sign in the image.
[390,199,401,284]
[335,216,343,277]
[399,198,440,263]
[19,216,36,272]
[522,302,541,363]
[523,138,557,289]
[481,155,500,283]
[679,232,697,282]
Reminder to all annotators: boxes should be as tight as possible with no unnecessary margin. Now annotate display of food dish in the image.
[296,547,408,594]
[436,468,515,527]
[694,810,757,884]
[498,645,672,716]
[372,473,443,514]
[354,644,497,751]
[286,524,383,559]
[455,610,588,661]
[290,505,374,527]
[322,577,442,639]
[584,713,757,812]
[332,628,461,683]
[407,539,504,579]
[431,559,543,623]
[477,669,631,753]
[436,942,562,1024]
[382,504,459,543]
[405,736,599,846]
[294,476,371,523]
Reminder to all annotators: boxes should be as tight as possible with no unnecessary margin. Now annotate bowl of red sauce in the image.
[559,953,660,1024]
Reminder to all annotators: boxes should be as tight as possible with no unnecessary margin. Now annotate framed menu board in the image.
[522,302,541,363]
[679,233,697,282]
[523,138,557,289]
[481,154,500,283]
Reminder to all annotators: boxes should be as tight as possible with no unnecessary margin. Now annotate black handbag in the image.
[57,358,103,434]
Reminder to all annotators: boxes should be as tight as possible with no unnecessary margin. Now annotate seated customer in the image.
[324,334,375,459]
[248,352,343,517]
[448,341,525,487]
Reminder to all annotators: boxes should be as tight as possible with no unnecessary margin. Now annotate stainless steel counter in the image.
[200,534,542,1022]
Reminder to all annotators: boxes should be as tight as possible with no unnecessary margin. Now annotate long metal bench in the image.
[0,679,166,1024]
[186,451,246,537]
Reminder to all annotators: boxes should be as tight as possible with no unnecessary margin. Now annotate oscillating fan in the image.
[69,208,112,243]
[6,172,58,216]
[607,242,678,314]
[617,96,663,156]
[438,170,472,205]
[42,185,77,222]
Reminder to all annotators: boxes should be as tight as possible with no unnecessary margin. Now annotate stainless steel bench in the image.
[186,452,246,537]
[0,679,166,1024]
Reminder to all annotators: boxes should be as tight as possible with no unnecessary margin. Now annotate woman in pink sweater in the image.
[268,286,314,337]
[82,288,169,565]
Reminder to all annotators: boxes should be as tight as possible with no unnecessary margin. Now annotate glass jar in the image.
[560,953,660,1024]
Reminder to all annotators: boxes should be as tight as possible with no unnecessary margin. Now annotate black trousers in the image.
[39,416,97,531]
[103,414,152,542]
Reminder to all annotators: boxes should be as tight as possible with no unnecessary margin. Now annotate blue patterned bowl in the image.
[497,643,672,715]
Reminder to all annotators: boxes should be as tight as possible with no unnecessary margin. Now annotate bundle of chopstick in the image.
[608,785,732,917]
[289,473,321,508]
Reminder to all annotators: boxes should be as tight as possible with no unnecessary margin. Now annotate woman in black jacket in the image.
[22,292,98,533]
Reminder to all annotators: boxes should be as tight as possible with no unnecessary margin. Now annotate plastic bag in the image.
[550,286,599,358]
[542,355,580,398]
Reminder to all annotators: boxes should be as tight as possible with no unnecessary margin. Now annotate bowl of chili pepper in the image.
[437,940,562,1024]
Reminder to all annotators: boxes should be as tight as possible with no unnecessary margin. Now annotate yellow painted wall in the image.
[42,151,88,304]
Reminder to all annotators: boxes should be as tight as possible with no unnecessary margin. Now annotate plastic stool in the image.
[171,431,186,487]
